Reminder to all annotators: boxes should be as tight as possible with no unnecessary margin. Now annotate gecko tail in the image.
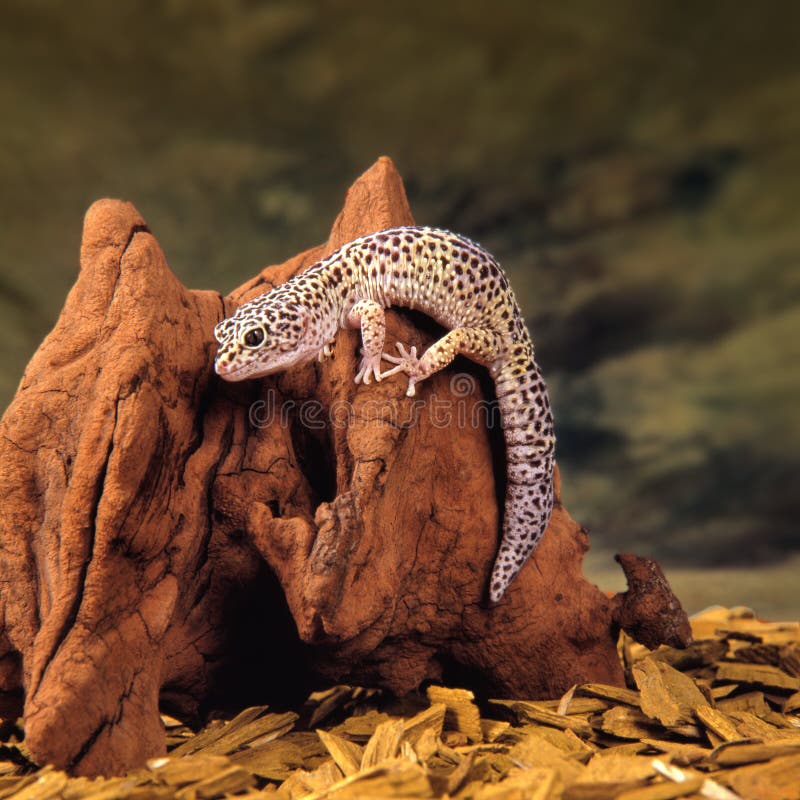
[488,495,553,604]
[487,433,555,604]
[490,354,556,603]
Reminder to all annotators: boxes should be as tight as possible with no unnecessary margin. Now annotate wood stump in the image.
[0,157,691,775]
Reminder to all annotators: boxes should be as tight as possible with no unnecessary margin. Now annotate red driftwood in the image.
[0,157,690,775]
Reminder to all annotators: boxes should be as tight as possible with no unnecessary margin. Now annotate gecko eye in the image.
[242,327,265,348]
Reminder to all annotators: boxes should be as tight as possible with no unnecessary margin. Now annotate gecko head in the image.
[213,292,315,382]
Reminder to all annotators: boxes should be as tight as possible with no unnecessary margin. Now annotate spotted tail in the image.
[489,356,556,603]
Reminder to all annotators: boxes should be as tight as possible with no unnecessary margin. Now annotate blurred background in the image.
[1,1,798,614]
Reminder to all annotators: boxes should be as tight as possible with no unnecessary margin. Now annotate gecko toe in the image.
[380,364,404,378]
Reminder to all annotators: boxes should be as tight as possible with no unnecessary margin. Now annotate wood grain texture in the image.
[0,157,690,775]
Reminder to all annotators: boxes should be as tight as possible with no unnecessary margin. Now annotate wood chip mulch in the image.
[1,606,799,800]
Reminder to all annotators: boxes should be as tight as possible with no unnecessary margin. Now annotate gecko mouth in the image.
[215,356,285,381]
[214,358,251,381]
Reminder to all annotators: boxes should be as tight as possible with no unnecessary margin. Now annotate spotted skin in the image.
[214,227,556,603]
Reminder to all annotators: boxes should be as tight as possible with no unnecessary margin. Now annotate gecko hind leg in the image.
[382,327,500,397]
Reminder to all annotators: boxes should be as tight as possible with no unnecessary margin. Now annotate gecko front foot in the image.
[354,349,383,384]
[381,342,426,397]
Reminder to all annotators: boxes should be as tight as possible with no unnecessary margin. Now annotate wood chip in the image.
[4,770,68,800]
[480,719,511,743]
[715,690,771,715]
[615,775,705,800]
[229,738,310,781]
[785,691,800,714]
[169,706,275,756]
[427,687,483,743]
[578,751,657,783]
[557,685,578,715]
[493,700,593,737]
[518,696,609,714]
[360,719,405,769]
[316,730,363,777]
[509,731,585,784]
[148,754,233,785]
[726,753,800,799]
[444,751,474,795]
[174,764,254,799]
[304,758,432,799]
[512,723,593,756]
[402,704,446,746]
[652,640,728,671]
[694,704,742,743]
[280,760,343,799]
[1,605,799,800]
[305,686,355,730]
[62,777,145,800]
[473,768,557,799]
[726,710,793,741]
[600,705,665,740]
[412,727,439,763]
[652,759,740,800]
[640,739,712,765]
[202,711,297,755]
[714,662,800,692]
[633,658,708,727]
[710,684,739,700]
[577,683,642,708]
[710,738,800,766]
[331,710,391,741]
